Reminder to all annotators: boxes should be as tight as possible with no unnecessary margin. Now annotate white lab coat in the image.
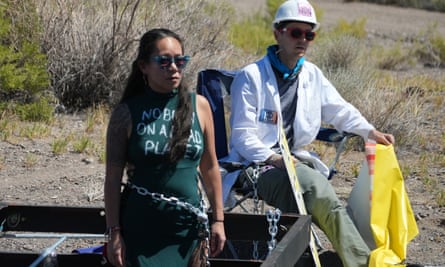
[223,55,374,178]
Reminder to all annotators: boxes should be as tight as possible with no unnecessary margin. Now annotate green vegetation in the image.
[51,138,69,155]
[230,12,275,56]
[0,0,52,124]
[15,97,53,123]
[24,153,38,168]
[0,0,50,100]
[414,24,445,68]
[329,18,368,39]
[73,136,91,154]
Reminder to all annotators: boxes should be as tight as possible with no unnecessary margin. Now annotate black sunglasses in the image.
[280,27,316,41]
[152,55,190,70]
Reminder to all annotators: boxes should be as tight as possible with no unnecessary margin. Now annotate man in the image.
[222,0,394,266]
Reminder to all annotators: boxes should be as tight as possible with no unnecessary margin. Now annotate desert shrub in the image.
[327,18,368,40]
[229,0,277,56]
[0,0,50,102]
[307,18,368,73]
[309,32,429,150]
[330,70,428,151]
[37,0,249,110]
[15,97,54,123]
[374,42,416,70]
[414,24,445,67]
[230,12,275,56]
[309,34,363,70]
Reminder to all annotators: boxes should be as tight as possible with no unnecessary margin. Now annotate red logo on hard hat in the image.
[298,3,313,17]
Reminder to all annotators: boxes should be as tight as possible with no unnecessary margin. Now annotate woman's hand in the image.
[106,231,126,267]
[209,221,226,257]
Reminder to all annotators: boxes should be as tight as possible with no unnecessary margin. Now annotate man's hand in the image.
[368,129,395,145]
[266,154,297,169]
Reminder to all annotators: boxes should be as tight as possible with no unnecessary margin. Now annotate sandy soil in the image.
[1,0,444,266]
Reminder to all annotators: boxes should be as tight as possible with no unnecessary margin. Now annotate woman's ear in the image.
[137,59,147,73]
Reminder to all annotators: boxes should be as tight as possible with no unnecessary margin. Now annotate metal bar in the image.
[3,233,105,239]
[210,258,262,267]
[0,203,106,234]
[29,236,66,267]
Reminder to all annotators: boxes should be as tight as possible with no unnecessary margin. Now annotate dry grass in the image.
[35,0,252,109]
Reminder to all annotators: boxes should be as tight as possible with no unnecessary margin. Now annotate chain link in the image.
[252,240,259,260]
[266,208,281,256]
[128,182,208,223]
[245,164,260,214]
[127,181,210,265]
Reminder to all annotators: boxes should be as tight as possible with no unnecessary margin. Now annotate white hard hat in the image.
[273,0,320,31]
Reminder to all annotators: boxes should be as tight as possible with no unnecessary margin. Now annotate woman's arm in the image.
[104,103,131,267]
[196,94,226,256]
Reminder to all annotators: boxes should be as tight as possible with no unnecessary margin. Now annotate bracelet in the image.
[106,226,121,235]
[106,226,121,241]
[213,219,224,223]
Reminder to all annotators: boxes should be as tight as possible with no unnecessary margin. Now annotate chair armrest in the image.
[316,127,350,143]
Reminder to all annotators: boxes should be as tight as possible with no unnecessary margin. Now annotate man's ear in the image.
[273,29,279,41]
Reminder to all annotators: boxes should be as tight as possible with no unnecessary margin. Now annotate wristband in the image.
[213,220,224,223]
[106,226,121,235]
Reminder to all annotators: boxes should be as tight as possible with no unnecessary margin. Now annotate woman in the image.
[104,28,225,267]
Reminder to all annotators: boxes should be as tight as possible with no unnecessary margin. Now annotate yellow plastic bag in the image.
[368,143,419,267]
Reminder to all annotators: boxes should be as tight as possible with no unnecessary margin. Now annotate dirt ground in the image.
[1,0,444,266]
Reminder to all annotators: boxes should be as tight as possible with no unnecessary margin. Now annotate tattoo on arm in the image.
[106,104,131,168]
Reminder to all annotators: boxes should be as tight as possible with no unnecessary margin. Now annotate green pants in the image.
[246,163,370,267]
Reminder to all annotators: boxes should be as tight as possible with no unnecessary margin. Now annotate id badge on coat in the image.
[259,108,278,124]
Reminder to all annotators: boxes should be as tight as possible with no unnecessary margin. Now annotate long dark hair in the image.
[122,28,193,164]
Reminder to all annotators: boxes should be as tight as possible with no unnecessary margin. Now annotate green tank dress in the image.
[121,88,204,267]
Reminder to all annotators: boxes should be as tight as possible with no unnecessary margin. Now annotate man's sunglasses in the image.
[152,55,190,70]
[280,27,316,41]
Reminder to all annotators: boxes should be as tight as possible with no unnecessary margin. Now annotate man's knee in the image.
[257,167,298,212]
[257,167,289,189]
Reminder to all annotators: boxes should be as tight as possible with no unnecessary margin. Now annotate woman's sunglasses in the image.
[280,27,316,41]
[152,55,190,70]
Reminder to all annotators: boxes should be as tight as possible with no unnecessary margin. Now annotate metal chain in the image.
[252,240,259,260]
[197,221,211,267]
[266,208,281,256]
[253,165,261,214]
[249,165,261,260]
[247,165,260,214]
[127,182,208,223]
[127,182,210,265]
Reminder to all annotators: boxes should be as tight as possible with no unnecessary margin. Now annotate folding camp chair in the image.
[196,68,355,212]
